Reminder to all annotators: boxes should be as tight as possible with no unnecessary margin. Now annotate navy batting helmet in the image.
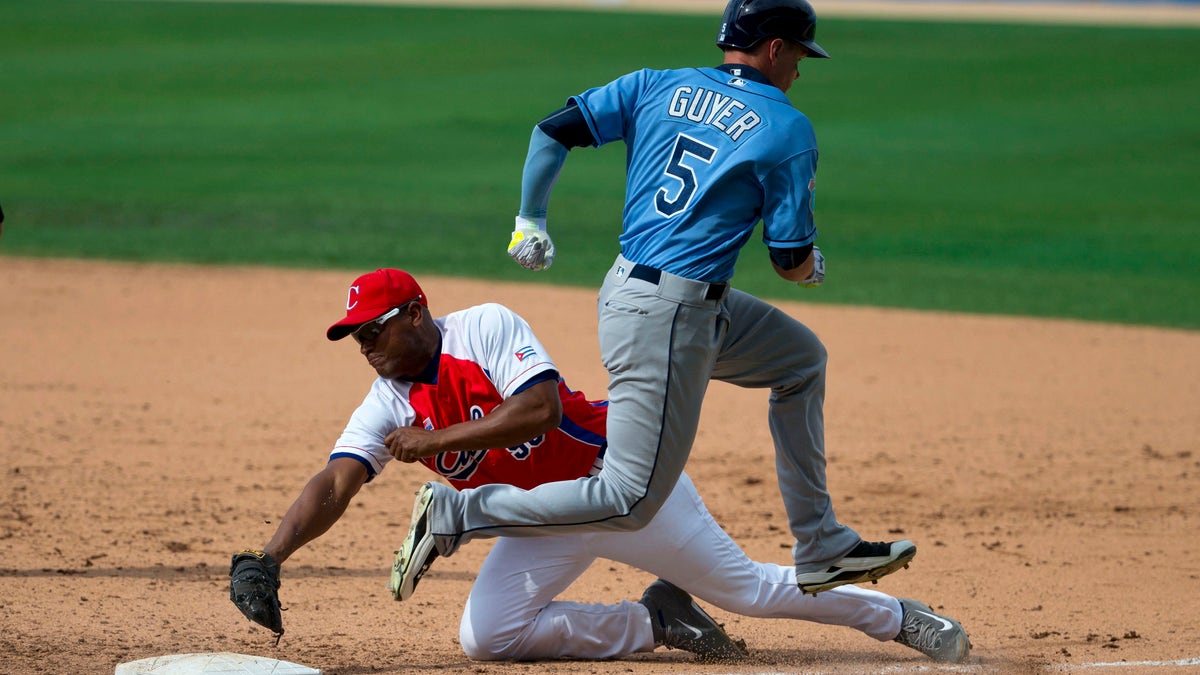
[716,0,830,58]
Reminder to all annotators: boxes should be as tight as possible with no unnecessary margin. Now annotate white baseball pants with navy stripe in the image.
[458,473,901,660]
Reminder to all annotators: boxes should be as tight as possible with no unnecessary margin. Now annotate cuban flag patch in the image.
[514,345,537,362]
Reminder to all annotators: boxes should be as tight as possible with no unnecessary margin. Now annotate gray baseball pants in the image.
[428,254,861,570]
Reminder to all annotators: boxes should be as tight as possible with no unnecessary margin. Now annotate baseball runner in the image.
[229,268,970,663]
[394,0,919,603]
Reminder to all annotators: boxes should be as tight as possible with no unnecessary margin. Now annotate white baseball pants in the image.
[458,472,901,660]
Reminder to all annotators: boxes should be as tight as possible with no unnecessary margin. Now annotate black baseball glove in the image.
[229,549,284,638]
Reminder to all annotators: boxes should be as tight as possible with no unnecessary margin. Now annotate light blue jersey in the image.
[572,66,819,283]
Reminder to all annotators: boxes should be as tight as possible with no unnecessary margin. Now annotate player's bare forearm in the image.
[262,458,367,564]
[386,379,562,463]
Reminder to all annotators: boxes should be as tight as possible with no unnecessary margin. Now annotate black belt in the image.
[628,264,728,301]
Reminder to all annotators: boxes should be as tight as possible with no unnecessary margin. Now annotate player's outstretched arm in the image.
[229,457,367,637]
[259,457,369,564]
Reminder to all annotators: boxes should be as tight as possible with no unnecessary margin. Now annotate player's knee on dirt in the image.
[459,610,513,660]
[459,594,534,660]
[459,632,507,661]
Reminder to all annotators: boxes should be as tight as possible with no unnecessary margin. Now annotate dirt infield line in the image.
[152,0,1200,27]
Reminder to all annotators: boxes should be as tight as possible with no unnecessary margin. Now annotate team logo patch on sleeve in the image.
[514,346,537,361]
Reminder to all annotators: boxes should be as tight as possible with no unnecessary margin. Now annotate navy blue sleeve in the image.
[768,243,814,271]
[536,102,596,149]
[512,369,560,395]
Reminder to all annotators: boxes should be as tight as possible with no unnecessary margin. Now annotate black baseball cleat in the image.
[640,579,748,662]
[388,482,439,601]
[796,539,916,594]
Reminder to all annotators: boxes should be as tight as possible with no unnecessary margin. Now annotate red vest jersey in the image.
[330,304,607,490]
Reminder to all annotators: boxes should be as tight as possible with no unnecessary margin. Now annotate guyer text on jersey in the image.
[667,86,761,142]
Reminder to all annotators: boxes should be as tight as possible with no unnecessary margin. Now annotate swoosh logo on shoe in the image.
[912,608,955,631]
[678,621,705,639]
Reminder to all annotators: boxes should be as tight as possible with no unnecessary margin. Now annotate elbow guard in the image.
[768,243,814,270]
[536,101,596,149]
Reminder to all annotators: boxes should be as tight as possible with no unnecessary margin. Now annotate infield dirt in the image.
[1,257,1197,674]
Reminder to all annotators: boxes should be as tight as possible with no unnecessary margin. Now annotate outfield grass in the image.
[2,1,1198,328]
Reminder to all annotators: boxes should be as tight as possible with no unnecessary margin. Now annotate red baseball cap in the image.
[326,268,428,341]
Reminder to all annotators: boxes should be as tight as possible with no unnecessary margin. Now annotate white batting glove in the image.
[507,215,555,271]
[798,245,825,288]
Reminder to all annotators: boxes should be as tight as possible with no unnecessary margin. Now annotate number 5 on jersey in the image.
[655,133,718,217]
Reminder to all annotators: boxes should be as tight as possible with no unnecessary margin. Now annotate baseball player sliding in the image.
[394,0,925,612]
[230,268,969,663]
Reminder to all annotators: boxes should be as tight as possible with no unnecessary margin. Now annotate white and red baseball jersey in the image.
[330,303,607,489]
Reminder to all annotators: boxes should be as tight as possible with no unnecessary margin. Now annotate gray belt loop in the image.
[609,255,634,288]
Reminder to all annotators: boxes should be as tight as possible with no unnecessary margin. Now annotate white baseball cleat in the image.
[388,482,438,601]
[893,598,972,663]
[796,539,916,594]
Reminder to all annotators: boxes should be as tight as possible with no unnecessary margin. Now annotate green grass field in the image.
[2,1,1198,328]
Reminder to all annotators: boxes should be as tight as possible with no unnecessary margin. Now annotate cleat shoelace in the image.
[899,615,944,654]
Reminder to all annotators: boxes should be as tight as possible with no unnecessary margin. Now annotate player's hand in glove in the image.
[798,245,825,288]
[230,549,284,639]
[507,215,555,271]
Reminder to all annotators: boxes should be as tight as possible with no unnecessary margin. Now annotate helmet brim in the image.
[802,39,830,59]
